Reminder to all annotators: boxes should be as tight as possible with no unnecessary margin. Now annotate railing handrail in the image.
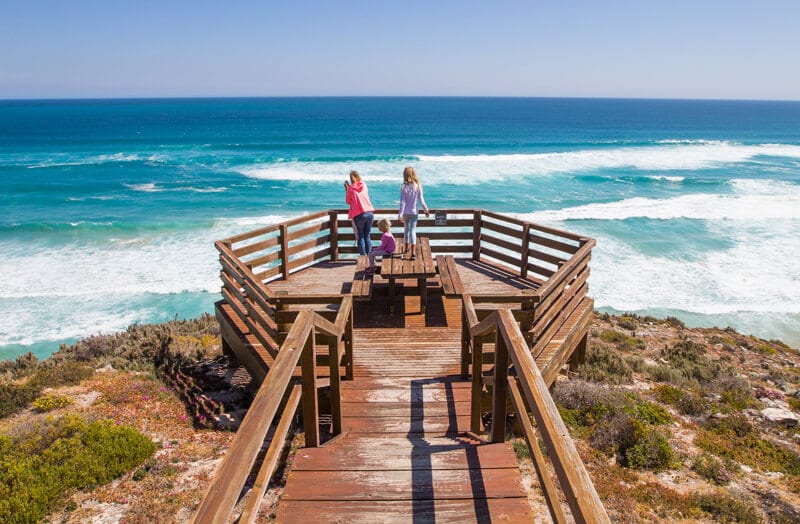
[462,298,609,523]
[192,299,352,524]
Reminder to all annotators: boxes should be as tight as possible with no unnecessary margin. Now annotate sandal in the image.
[410,254,416,260]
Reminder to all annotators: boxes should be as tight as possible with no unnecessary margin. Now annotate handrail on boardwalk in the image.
[191,299,352,524]
[464,301,610,524]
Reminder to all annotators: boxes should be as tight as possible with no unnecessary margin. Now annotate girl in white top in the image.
[398,166,429,260]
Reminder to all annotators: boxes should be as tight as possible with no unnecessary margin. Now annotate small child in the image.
[367,218,396,272]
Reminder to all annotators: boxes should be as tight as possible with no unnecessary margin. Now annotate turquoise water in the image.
[1,97,799,359]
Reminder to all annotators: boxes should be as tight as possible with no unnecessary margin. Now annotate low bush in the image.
[652,383,710,416]
[0,383,40,418]
[578,345,634,384]
[711,376,758,410]
[0,413,155,523]
[692,452,732,485]
[661,340,728,384]
[695,492,760,524]
[599,330,644,351]
[696,415,800,475]
[0,362,94,420]
[554,380,673,471]
[32,394,74,412]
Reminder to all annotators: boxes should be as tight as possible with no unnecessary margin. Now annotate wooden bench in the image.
[380,237,437,313]
[351,255,373,301]
[436,255,464,297]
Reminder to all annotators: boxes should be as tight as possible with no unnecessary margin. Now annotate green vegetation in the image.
[695,415,800,476]
[0,413,156,524]
[554,380,674,471]
[0,361,94,418]
[578,344,634,384]
[599,329,645,351]
[652,383,711,416]
[692,452,734,485]
[32,393,74,412]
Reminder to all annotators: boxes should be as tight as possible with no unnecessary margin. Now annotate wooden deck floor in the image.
[273,264,534,522]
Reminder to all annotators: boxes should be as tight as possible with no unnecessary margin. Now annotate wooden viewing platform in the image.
[193,209,609,523]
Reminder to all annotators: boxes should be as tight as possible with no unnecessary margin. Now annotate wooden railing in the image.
[192,299,352,524]
[217,208,589,282]
[463,305,609,524]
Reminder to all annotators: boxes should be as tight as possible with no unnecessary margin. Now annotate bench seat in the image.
[436,255,464,297]
[351,255,373,301]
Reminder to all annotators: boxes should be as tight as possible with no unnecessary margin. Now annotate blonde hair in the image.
[349,170,362,183]
[377,218,392,232]
[402,166,420,188]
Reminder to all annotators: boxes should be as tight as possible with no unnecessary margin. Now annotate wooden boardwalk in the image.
[198,210,608,524]
[275,285,533,522]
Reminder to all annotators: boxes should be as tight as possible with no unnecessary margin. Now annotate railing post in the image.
[460,311,470,379]
[301,327,319,447]
[470,333,484,434]
[279,223,289,279]
[329,210,339,262]
[520,222,530,279]
[345,306,354,380]
[472,209,481,261]
[491,329,509,443]
[328,334,342,435]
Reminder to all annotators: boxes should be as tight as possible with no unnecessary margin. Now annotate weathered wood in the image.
[191,312,313,524]
[276,498,533,523]
[279,224,290,279]
[301,321,319,448]
[508,377,568,524]
[238,383,302,524]
[498,308,610,523]
[211,207,601,523]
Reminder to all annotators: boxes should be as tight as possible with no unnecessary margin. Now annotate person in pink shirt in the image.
[367,218,396,272]
[344,170,375,255]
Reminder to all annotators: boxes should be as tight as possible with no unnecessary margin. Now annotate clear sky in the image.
[1,0,798,100]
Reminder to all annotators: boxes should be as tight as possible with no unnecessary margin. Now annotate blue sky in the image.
[1,0,798,100]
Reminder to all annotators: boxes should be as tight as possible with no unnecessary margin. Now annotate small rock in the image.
[740,464,752,473]
[760,407,799,427]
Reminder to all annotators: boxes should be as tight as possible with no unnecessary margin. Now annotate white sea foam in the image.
[518,178,800,326]
[124,182,162,192]
[520,179,800,222]
[236,143,800,185]
[0,213,291,346]
[27,152,159,169]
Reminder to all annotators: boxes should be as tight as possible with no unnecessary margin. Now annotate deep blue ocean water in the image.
[1,97,799,360]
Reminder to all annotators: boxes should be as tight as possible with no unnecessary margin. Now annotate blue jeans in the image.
[353,211,374,255]
[403,213,419,246]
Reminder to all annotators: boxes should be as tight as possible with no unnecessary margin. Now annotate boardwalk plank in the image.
[276,498,533,523]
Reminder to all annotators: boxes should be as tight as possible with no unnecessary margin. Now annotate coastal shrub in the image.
[55,313,220,369]
[0,382,40,418]
[554,380,673,470]
[646,364,690,386]
[692,452,732,485]
[0,413,155,524]
[665,316,686,329]
[624,426,673,471]
[29,361,94,390]
[599,330,644,351]
[32,393,74,412]
[711,376,757,410]
[624,354,646,372]
[617,315,638,331]
[652,384,710,416]
[0,352,39,379]
[695,492,760,524]
[661,340,726,383]
[578,345,633,384]
[696,415,800,475]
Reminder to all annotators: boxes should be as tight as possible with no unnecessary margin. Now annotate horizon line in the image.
[2,94,799,103]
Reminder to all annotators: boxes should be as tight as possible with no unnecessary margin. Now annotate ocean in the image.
[1,97,799,360]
